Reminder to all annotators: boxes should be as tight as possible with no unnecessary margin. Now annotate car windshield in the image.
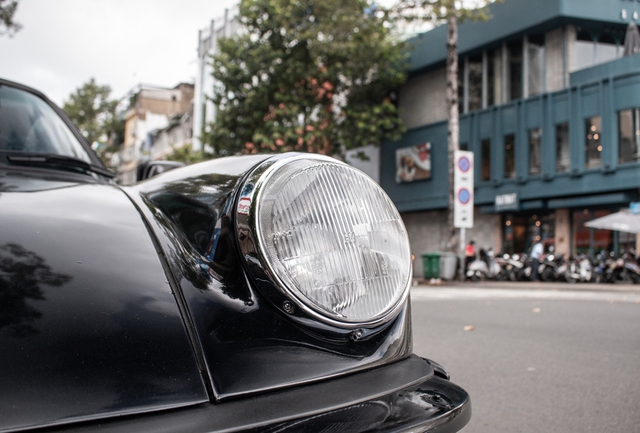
[0,84,92,163]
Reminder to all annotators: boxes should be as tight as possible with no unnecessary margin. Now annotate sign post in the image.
[454,150,474,229]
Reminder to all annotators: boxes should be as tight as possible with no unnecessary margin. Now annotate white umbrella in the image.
[584,209,640,234]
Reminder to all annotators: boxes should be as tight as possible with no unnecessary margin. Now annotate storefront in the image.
[499,206,637,257]
[502,212,555,255]
[573,208,637,256]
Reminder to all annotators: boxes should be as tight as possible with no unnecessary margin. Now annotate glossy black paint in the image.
[129,156,413,400]
[1,78,469,432]
[0,167,207,432]
[0,78,113,173]
[35,355,470,433]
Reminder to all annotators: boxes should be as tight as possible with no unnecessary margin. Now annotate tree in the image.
[0,0,21,37]
[208,0,408,157]
[63,78,122,163]
[388,0,499,255]
[166,144,208,165]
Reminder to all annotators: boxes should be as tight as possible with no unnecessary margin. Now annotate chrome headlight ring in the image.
[235,153,412,333]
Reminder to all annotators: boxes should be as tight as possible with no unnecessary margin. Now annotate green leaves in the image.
[386,0,500,25]
[63,78,121,160]
[208,0,408,157]
[0,0,21,37]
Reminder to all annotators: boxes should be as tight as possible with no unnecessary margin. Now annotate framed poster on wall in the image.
[395,142,431,183]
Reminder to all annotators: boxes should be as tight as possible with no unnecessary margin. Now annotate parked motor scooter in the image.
[562,254,592,283]
[513,253,532,281]
[592,251,618,283]
[539,253,562,282]
[502,253,525,281]
[466,248,505,281]
[619,251,640,284]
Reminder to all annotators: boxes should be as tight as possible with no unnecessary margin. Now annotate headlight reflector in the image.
[253,156,412,326]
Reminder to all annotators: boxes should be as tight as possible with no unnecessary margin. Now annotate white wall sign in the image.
[454,150,474,228]
[495,192,519,212]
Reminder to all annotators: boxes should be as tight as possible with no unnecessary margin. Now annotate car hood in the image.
[0,170,207,432]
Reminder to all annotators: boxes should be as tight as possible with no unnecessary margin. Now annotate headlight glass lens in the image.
[256,158,411,325]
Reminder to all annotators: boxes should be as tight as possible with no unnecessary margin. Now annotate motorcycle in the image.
[466,248,506,281]
[539,253,563,282]
[513,253,532,281]
[619,252,640,284]
[561,254,592,283]
[591,251,614,283]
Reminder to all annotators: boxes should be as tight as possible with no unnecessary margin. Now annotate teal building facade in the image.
[382,0,640,275]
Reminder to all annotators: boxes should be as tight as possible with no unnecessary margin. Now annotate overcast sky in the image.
[0,0,238,106]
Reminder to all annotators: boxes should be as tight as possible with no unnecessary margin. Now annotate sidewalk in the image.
[412,278,640,293]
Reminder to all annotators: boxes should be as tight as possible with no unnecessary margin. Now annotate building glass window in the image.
[503,212,555,255]
[486,49,498,107]
[504,134,516,178]
[573,209,635,256]
[527,34,545,96]
[481,138,491,181]
[507,41,523,101]
[529,127,542,175]
[468,55,483,112]
[556,122,570,173]
[572,209,613,255]
[619,108,640,164]
[585,116,602,169]
[458,64,464,114]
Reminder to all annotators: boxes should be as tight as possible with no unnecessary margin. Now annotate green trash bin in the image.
[422,253,440,279]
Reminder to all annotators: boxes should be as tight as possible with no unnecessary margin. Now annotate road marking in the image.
[410,287,640,303]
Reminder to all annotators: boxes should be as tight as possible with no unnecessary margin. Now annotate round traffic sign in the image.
[457,188,471,205]
[457,156,471,173]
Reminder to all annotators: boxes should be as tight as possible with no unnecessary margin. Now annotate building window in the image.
[619,108,640,164]
[572,209,614,255]
[504,134,515,178]
[458,66,464,114]
[468,55,483,112]
[585,116,602,169]
[507,41,523,101]
[481,138,491,181]
[503,212,555,255]
[486,48,499,107]
[556,122,570,172]
[529,128,542,175]
[527,34,545,97]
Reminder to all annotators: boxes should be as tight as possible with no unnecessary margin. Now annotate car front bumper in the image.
[40,355,470,433]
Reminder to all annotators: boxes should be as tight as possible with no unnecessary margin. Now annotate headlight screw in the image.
[283,300,295,314]
[351,329,364,341]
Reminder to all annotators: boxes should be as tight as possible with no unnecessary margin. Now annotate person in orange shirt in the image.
[464,240,476,276]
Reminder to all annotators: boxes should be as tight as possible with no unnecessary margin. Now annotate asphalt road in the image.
[410,283,640,433]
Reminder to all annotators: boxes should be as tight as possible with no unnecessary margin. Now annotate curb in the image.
[411,278,640,294]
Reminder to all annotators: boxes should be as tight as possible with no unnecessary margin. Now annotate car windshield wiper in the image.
[4,153,115,178]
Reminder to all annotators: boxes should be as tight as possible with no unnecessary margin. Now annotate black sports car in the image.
[0,78,471,432]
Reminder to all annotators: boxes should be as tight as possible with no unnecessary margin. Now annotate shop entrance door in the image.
[503,212,555,255]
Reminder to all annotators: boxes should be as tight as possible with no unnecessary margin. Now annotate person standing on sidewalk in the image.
[530,240,544,281]
[464,240,476,277]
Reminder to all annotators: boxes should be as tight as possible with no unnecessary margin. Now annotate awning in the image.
[584,209,640,234]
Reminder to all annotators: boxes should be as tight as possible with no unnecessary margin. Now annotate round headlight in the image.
[239,154,412,327]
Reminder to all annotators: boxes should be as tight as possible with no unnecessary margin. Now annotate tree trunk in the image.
[446,12,460,254]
